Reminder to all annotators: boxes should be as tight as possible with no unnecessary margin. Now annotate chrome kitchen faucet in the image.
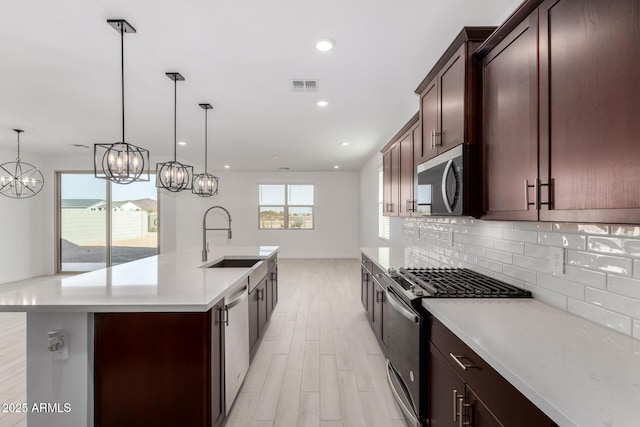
[202,206,232,261]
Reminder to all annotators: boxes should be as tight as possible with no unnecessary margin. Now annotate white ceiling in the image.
[0,0,519,171]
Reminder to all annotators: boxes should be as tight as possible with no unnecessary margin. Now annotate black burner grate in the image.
[399,268,531,298]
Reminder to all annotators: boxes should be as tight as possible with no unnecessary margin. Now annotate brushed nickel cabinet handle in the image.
[458,397,464,427]
[449,353,476,370]
[434,131,442,147]
[524,179,537,210]
[453,389,458,422]
[431,129,436,149]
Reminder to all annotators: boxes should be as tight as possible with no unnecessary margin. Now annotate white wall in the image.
[173,170,359,258]
[0,147,47,284]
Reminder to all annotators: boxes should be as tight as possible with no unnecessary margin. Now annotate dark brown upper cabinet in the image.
[478,0,640,223]
[381,113,419,217]
[414,27,496,167]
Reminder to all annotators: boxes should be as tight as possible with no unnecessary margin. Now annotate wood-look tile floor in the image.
[0,312,26,427]
[0,259,404,427]
[225,259,405,427]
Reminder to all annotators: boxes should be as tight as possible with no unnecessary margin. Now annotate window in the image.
[57,172,159,272]
[378,167,389,240]
[259,184,314,229]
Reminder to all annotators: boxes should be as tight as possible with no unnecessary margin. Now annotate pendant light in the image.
[94,19,150,184]
[156,73,193,192]
[0,129,44,199]
[192,103,219,197]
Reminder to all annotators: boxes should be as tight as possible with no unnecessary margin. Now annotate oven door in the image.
[383,286,422,426]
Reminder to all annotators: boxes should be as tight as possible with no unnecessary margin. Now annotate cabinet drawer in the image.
[429,316,554,426]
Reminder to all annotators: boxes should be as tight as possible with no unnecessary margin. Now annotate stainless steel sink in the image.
[207,259,259,268]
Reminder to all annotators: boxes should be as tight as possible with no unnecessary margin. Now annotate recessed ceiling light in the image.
[340,142,349,146]
[178,141,187,146]
[334,165,340,169]
[224,164,230,169]
[315,38,335,52]
[317,100,329,107]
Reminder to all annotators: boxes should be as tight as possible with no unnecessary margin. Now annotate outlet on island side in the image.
[549,247,565,275]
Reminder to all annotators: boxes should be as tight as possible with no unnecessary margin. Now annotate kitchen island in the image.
[362,246,640,427]
[0,246,278,427]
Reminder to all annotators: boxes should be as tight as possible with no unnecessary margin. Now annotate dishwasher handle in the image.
[226,286,249,311]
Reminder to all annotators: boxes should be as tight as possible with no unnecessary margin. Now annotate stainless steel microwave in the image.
[415,144,477,216]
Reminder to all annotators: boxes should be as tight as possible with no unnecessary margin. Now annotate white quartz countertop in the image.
[0,246,278,313]
[361,247,640,427]
[423,299,640,427]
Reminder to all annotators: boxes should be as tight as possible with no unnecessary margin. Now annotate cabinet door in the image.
[258,279,268,334]
[211,301,226,427]
[372,277,384,342]
[249,287,259,356]
[266,274,274,320]
[399,131,414,217]
[481,13,538,221]
[270,264,278,312]
[438,45,466,152]
[361,267,369,310]
[539,0,640,223]
[367,272,375,322]
[382,149,393,216]
[465,385,502,427]
[419,80,439,164]
[428,343,465,427]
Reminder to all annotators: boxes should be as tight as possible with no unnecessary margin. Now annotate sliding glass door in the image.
[57,172,158,272]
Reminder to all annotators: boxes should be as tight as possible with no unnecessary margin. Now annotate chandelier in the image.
[192,103,219,197]
[0,129,44,199]
[156,73,193,192]
[94,19,150,184]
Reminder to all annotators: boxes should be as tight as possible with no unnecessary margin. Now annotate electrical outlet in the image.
[549,247,565,275]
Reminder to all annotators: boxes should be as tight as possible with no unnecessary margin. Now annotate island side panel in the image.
[94,311,209,427]
[26,312,93,427]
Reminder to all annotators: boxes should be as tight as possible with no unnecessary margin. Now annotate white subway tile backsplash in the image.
[537,274,585,300]
[563,266,607,290]
[567,299,632,335]
[607,275,640,300]
[553,223,610,235]
[567,250,633,276]
[484,249,513,264]
[502,228,538,244]
[404,218,640,340]
[524,243,550,259]
[514,221,552,231]
[524,283,568,310]
[502,265,536,284]
[585,288,640,318]
[611,225,640,237]
[493,240,525,254]
[477,257,503,273]
[513,254,548,273]
[538,232,587,249]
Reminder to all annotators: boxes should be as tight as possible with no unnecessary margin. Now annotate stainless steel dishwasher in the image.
[223,283,250,415]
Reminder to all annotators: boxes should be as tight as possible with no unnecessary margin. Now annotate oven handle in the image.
[386,359,421,427]
[386,288,419,323]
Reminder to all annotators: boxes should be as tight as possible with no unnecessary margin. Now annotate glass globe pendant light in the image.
[156,73,193,192]
[94,19,150,184]
[192,103,219,197]
[0,129,44,199]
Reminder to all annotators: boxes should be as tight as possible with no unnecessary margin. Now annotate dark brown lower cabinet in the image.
[249,270,276,361]
[371,274,384,345]
[429,316,556,427]
[94,302,225,427]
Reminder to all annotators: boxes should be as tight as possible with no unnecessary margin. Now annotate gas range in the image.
[386,267,532,301]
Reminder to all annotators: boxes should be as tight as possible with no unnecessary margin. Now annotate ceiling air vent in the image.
[290,79,319,92]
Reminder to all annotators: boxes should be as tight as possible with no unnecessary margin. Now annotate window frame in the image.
[258,183,315,230]
[55,170,160,274]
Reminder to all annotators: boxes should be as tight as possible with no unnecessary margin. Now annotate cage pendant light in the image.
[0,129,44,199]
[94,19,150,184]
[156,73,193,192]
[192,104,219,197]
